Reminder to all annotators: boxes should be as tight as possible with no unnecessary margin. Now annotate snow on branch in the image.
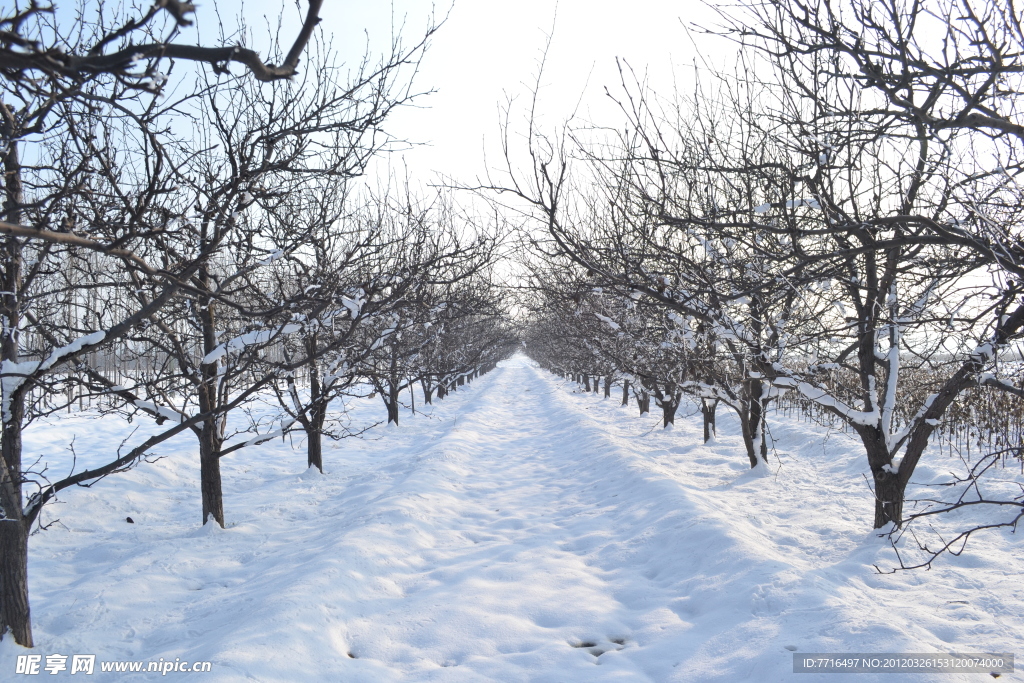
[771,376,880,426]
[594,313,621,331]
[202,323,302,365]
[1,330,107,422]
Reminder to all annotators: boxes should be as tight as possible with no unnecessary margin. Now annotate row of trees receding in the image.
[501,0,1023,566]
[0,2,516,647]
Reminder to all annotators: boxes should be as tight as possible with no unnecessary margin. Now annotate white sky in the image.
[199,1,730,185]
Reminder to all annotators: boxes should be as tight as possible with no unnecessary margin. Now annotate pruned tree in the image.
[495,1,1022,529]
[1,1,324,85]
[0,1,435,645]
[706,0,1024,546]
[356,190,500,425]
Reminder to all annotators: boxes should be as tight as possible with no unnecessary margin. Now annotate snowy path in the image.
[335,359,663,677]
[1,356,1022,682]
[286,357,703,680]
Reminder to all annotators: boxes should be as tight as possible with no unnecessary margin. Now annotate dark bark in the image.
[385,384,401,424]
[0,519,31,647]
[421,377,433,405]
[621,380,630,406]
[305,347,326,472]
[738,408,756,468]
[306,394,327,473]
[307,424,323,473]
[0,132,31,645]
[638,390,650,415]
[701,399,718,443]
[648,381,680,428]
[1,0,326,84]
[873,468,905,529]
[582,375,591,392]
[198,277,225,527]
[661,399,677,427]
[737,380,770,468]
[603,375,612,398]
[199,417,225,527]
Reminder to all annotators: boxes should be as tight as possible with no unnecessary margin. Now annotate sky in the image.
[191,1,730,185]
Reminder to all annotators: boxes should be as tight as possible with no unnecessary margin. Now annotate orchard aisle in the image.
[1,355,1022,682]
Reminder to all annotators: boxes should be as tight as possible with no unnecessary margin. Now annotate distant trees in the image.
[352,191,501,425]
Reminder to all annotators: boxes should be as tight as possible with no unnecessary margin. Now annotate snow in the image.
[1,330,107,422]
[594,313,620,331]
[971,343,995,362]
[258,249,284,266]
[201,324,303,364]
[339,294,364,321]
[1,355,1021,681]
[132,399,187,424]
[771,377,880,426]
[777,198,821,211]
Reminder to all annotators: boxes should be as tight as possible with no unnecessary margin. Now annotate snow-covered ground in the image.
[1,355,1021,681]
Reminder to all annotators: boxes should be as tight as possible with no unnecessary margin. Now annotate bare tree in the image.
[356,190,500,424]
[0,1,324,85]
[0,2,435,645]
[707,0,1024,544]
[495,10,1018,529]
[0,68,203,646]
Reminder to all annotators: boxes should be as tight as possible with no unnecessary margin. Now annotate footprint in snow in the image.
[569,637,627,658]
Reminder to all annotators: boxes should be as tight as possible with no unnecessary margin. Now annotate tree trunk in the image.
[661,396,678,428]
[735,379,772,468]
[421,377,433,405]
[307,427,323,473]
[872,469,906,528]
[638,390,650,415]
[198,285,225,527]
[385,383,401,425]
[0,519,32,646]
[0,134,33,645]
[621,380,630,406]
[457,374,465,387]
[306,396,327,473]
[701,399,718,442]
[306,350,325,472]
[603,375,612,398]
[858,425,907,528]
[0,399,31,646]
[199,419,225,527]
[583,375,591,392]
[739,408,758,468]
